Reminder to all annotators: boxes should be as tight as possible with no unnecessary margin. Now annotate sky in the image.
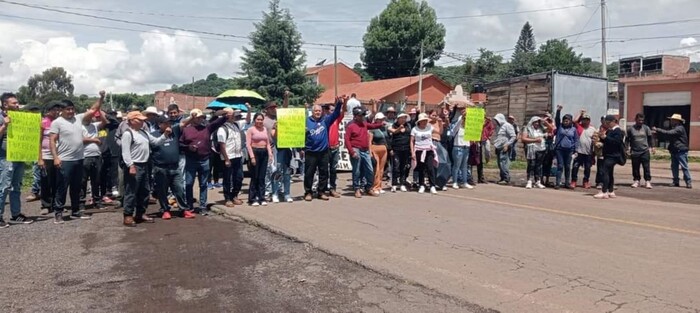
[1,0,699,95]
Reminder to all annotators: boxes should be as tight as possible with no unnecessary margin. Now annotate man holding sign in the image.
[0,93,35,228]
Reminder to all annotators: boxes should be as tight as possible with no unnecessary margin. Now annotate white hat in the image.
[374,112,386,120]
[417,113,429,123]
[397,113,409,119]
[143,106,159,116]
[116,111,123,119]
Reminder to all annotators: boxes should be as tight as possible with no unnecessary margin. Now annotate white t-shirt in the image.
[453,120,470,147]
[49,113,86,161]
[411,125,434,150]
[218,122,243,160]
[346,97,361,115]
[83,122,102,158]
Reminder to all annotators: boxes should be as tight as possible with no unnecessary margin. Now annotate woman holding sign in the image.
[246,113,274,207]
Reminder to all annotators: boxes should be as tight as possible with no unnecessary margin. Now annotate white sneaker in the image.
[252,202,260,207]
[608,192,617,199]
[593,192,609,199]
[261,201,268,206]
[391,186,397,193]
[430,186,437,194]
[441,186,448,191]
[525,180,533,189]
[112,190,120,197]
[631,181,639,188]
[535,181,546,189]
[272,195,280,203]
[400,185,407,192]
[286,196,294,203]
[452,183,459,190]
[462,183,474,190]
[645,181,653,189]
[418,186,425,194]
[379,189,386,194]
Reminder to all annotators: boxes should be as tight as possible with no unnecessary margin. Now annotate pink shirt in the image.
[246,126,273,159]
[41,117,53,160]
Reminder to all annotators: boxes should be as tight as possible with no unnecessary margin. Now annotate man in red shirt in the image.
[344,107,384,198]
[324,102,345,198]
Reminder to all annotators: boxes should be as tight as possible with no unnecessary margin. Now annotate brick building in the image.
[153,91,217,112]
[305,63,361,90]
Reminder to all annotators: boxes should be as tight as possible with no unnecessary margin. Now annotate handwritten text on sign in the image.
[276,108,307,148]
[463,107,485,142]
[7,111,41,162]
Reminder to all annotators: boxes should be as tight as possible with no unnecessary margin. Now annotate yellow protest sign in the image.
[276,108,307,148]
[7,111,42,162]
[464,107,485,141]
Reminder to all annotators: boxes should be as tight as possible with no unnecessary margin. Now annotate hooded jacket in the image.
[524,116,546,159]
[492,114,517,150]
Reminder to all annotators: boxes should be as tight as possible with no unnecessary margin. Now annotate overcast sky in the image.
[1,0,699,95]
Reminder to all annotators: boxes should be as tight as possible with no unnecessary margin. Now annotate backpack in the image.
[211,126,229,154]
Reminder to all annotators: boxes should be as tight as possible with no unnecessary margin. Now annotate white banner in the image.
[336,115,353,171]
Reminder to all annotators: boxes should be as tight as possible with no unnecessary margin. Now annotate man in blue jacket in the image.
[304,96,346,201]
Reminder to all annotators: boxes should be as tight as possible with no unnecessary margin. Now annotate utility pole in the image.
[109,93,114,111]
[417,42,424,112]
[191,76,195,111]
[601,0,608,79]
[334,45,338,98]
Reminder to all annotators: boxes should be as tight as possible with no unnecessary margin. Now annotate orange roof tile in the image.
[316,74,439,104]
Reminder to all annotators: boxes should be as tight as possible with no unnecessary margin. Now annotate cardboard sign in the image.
[7,111,41,162]
[464,107,485,141]
[276,108,307,148]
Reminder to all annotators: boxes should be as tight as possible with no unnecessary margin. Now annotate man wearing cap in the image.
[79,110,109,210]
[304,97,345,201]
[49,91,105,224]
[571,109,597,189]
[150,115,191,220]
[99,110,121,203]
[345,106,385,198]
[121,111,171,226]
[218,108,246,207]
[179,108,227,215]
[653,114,692,189]
[322,101,345,198]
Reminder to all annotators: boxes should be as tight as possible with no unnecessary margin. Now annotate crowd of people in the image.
[0,90,694,228]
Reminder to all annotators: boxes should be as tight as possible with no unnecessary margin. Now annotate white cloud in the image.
[679,37,700,61]
[0,24,242,95]
[516,0,590,38]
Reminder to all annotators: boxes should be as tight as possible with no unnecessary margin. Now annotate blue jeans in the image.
[496,148,510,182]
[350,148,374,191]
[272,149,292,198]
[451,146,471,185]
[671,151,692,185]
[265,146,278,197]
[555,149,573,186]
[30,162,41,195]
[571,153,592,183]
[123,163,150,217]
[185,157,210,210]
[54,160,84,214]
[153,163,188,212]
[0,159,25,218]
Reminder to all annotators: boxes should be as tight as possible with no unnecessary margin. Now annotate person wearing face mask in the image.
[553,105,578,190]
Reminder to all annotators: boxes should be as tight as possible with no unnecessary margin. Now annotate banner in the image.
[464,107,485,141]
[276,108,307,148]
[7,111,42,162]
[336,115,353,171]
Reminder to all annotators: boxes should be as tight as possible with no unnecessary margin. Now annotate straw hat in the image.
[417,113,429,123]
[374,112,386,120]
[668,114,685,123]
[142,106,159,116]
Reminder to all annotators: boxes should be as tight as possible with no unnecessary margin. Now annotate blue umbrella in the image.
[206,100,249,112]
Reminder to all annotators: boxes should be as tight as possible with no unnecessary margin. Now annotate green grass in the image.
[483,160,527,170]
[22,162,35,193]
[651,154,700,163]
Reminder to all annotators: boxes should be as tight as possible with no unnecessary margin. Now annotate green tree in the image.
[15,67,78,109]
[353,63,374,82]
[509,22,537,77]
[170,73,235,97]
[237,0,322,106]
[427,64,469,87]
[361,0,446,80]
[472,49,507,83]
[533,39,583,73]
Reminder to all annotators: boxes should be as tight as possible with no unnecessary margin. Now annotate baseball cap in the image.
[126,111,148,121]
[155,115,170,125]
[190,109,205,118]
[352,107,366,116]
[581,114,591,120]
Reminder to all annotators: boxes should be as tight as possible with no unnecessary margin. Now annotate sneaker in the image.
[251,202,260,207]
[497,180,508,186]
[583,182,591,189]
[687,182,693,189]
[183,210,196,219]
[391,186,397,193]
[452,183,460,190]
[430,186,437,194]
[0,219,7,228]
[570,182,577,189]
[525,180,533,189]
[418,186,425,194]
[379,189,386,194]
[207,183,215,190]
[162,211,172,220]
[272,195,280,203]
[535,181,546,189]
[40,208,50,215]
[441,186,448,191]
[261,201,268,206]
[102,196,113,204]
[400,185,408,192]
[608,192,617,199]
[25,193,39,202]
[214,182,223,188]
[54,213,65,224]
[112,189,120,197]
[596,184,603,189]
[631,181,639,188]
[645,181,653,189]
[71,212,92,220]
[9,214,34,225]
[199,209,210,216]
[286,196,294,203]
[225,201,235,208]
[462,183,474,190]
[593,192,609,199]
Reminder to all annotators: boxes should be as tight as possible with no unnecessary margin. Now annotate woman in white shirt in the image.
[410,113,437,194]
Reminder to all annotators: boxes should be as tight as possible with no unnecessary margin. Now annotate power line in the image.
[571,5,600,44]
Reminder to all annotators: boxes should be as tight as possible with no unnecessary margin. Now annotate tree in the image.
[472,49,507,83]
[237,0,322,106]
[533,39,584,74]
[509,22,537,77]
[353,63,374,82]
[361,0,446,80]
[25,67,74,100]
[170,73,235,97]
[427,64,469,87]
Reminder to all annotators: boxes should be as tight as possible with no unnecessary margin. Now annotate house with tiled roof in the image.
[305,63,361,90]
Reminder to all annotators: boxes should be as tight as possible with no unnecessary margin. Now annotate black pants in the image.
[631,151,651,182]
[526,151,545,181]
[248,148,269,204]
[53,160,84,214]
[100,154,118,197]
[476,142,485,181]
[595,157,604,186]
[601,157,617,193]
[40,159,57,211]
[80,156,102,206]
[223,157,244,201]
[542,148,555,182]
[415,150,436,187]
[123,163,150,217]
[392,150,411,186]
[210,154,223,183]
[304,150,329,194]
